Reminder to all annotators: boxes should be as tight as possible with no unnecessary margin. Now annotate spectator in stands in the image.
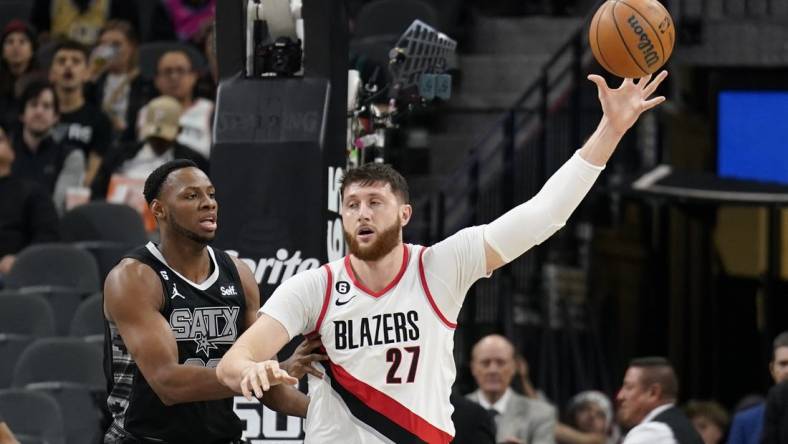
[0,413,18,444]
[137,49,213,160]
[0,121,59,277]
[556,391,620,444]
[49,39,113,186]
[92,95,208,200]
[728,331,788,444]
[30,0,139,46]
[685,401,729,444]
[0,20,39,129]
[89,20,154,139]
[11,80,84,212]
[617,357,703,444]
[163,0,216,44]
[467,334,557,444]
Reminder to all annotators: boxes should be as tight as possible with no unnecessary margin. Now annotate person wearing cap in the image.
[0,20,41,129]
[136,49,214,159]
[556,391,620,444]
[91,95,208,199]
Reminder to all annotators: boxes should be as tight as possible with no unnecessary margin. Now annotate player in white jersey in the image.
[217,71,670,443]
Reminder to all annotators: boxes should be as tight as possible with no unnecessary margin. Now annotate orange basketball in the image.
[589,0,675,78]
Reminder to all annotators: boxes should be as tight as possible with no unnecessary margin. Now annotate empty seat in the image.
[70,292,104,339]
[0,334,33,388]
[6,244,100,295]
[0,388,65,444]
[59,202,147,244]
[12,337,105,391]
[0,293,56,337]
[6,244,101,334]
[27,382,103,444]
[138,41,208,79]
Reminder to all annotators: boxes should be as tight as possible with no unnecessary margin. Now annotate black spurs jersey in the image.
[104,242,246,443]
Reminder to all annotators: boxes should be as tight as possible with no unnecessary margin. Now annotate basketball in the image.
[589,0,675,78]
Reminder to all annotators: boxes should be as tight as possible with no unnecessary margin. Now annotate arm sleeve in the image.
[420,226,489,319]
[52,149,85,215]
[259,267,327,340]
[531,405,557,444]
[484,150,604,263]
[621,423,677,444]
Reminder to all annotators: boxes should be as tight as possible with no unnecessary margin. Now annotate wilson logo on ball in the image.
[627,15,659,67]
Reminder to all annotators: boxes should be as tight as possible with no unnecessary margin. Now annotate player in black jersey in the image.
[103,160,312,443]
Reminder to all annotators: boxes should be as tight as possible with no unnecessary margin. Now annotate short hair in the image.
[773,331,788,356]
[629,356,679,400]
[20,79,59,114]
[143,159,199,204]
[53,39,89,62]
[340,163,410,203]
[684,400,729,430]
[99,19,138,45]
[156,49,193,73]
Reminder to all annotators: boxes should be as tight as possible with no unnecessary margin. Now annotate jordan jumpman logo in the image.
[171,283,185,299]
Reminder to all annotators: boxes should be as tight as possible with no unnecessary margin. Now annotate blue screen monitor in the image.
[717,90,788,185]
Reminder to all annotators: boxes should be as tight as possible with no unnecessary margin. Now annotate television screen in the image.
[717,90,788,185]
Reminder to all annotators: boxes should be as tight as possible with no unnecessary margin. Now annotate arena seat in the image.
[60,202,147,281]
[0,388,65,444]
[27,382,104,444]
[59,202,147,244]
[6,244,100,294]
[12,337,105,391]
[5,244,101,334]
[69,292,104,339]
[0,293,56,337]
[0,334,33,388]
[138,40,207,79]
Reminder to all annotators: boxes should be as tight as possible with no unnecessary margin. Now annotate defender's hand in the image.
[588,70,668,135]
[239,360,298,400]
[281,336,329,380]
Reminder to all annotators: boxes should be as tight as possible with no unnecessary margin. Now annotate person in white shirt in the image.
[467,334,556,444]
[617,357,703,444]
[216,71,670,443]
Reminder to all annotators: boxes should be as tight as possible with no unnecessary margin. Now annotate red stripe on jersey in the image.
[329,360,454,444]
[418,247,457,329]
[344,244,409,298]
[306,264,333,337]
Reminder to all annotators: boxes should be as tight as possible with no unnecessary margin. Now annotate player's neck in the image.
[348,243,404,293]
[158,236,211,283]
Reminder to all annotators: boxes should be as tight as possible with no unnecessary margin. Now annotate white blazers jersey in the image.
[305,244,456,443]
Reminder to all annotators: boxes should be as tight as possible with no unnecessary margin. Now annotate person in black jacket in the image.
[91,95,208,200]
[0,121,59,280]
[616,357,703,444]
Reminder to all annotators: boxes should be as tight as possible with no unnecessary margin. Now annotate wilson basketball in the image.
[589,0,675,78]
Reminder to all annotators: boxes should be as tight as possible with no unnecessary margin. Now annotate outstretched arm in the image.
[231,257,309,417]
[484,71,668,273]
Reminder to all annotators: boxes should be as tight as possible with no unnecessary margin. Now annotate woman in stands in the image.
[0,20,40,129]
